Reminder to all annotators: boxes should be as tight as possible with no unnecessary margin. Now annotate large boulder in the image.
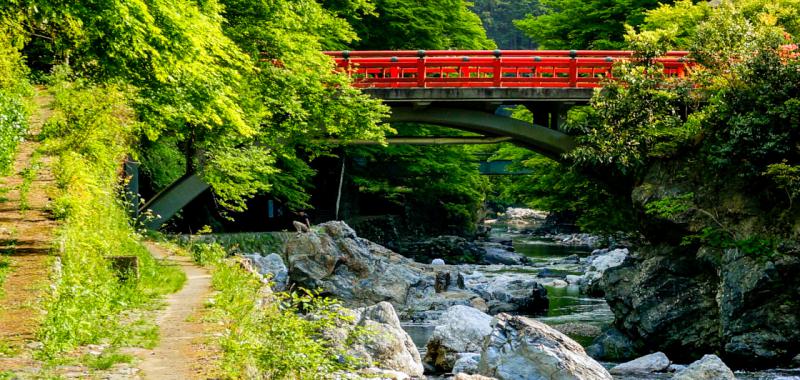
[424,305,493,372]
[468,276,549,315]
[609,352,671,375]
[325,302,423,377]
[671,354,735,380]
[285,221,436,308]
[478,314,612,380]
[243,253,288,291]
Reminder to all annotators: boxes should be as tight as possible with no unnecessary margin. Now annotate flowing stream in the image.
[401,224,800,379]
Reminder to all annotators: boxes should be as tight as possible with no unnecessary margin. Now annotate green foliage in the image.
[206,252,361,378]
[346,125,489,236]
[764,161,800,207]
[487,143,636,234]
[0,29,33,175]
[644,193,694,219]
[190,242,227,266]
[470,0,542,49]
[83,351,134,370]
[565,40,695,175]
[334,0,496,50]
[6,0,391,213]
[138,139,185,191]
[515,0,668,49]
[684,227,778,260]
[37,80,185,358]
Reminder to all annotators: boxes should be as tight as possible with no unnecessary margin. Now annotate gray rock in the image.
[553,323,602,340]
[424,305,493,373]
[431,258,446,266]
[483,247,525,265]
[470,276,549,315]
[609,352,671,375]
[585,328,641,361]
[792,353,800,368]
[667,364,687,372]
[453,353,481,375]
[243,253,289,291]
[478,314,612,380]
[454,374,497,380]
[285,221,436,308]
[671,354,734,380]
[325,302,423,377]
[580,248,627,295]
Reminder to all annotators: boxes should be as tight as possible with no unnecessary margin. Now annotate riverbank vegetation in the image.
[37,76,185,359]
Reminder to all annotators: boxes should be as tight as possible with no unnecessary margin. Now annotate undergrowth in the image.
[185,240,362,378]
[36,75,185,360]
[0,30,33,176]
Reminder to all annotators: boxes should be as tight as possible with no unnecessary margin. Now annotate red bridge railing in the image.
[324,50,692,88]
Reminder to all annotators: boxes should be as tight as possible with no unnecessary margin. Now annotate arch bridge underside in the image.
[373,87,591,159]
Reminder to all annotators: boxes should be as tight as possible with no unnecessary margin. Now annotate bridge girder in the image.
[388,106,575,160]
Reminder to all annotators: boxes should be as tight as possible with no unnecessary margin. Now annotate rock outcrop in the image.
[599,158,800,368]
[284,221,551,321]
[424,305,493,373]
[478,314,612,380]
[285,222,437,309]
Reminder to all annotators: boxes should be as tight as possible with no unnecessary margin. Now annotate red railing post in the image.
[492,50,502,87]
[417,50,426,88]
[568,50,578,87]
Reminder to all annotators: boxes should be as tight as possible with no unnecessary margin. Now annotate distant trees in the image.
[471,0,542,49]
[515,0,670,49]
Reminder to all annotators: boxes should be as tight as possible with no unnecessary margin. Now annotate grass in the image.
[181,240,365,379]
[35,78,185,362]
[18,150,41,211]
[83,351,134,370]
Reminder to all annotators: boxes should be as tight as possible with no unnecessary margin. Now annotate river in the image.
[401,224,800,379]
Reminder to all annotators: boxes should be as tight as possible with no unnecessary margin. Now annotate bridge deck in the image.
[363,87,595,103]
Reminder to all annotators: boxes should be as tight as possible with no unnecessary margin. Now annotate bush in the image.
[189,241,361,378]
[0,30,33,175]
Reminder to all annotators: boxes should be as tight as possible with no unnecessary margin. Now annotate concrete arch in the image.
[388,107,575,160]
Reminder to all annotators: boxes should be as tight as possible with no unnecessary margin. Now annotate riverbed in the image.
[401,225,800,379]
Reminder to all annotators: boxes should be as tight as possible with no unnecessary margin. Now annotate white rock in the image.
[424,305,493,372]
[479,314,612,380]
[581,248,628,285]
[609,352,671,375]
[243,253,288,290]
[565,275,583,285]
[431,258,446,266]
[672,354,735,380]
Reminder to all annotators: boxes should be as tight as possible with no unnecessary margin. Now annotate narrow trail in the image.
[0,87,57,369]
[137,242,216,379]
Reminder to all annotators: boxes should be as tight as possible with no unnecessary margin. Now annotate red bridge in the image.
[141,51,694,230]
[325,50,691,89]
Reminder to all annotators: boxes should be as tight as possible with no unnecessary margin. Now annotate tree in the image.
[514,0,670,49]
[326,0,496,50]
